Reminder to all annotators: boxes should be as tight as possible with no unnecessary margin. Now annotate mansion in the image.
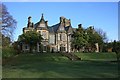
[21,14,74,53]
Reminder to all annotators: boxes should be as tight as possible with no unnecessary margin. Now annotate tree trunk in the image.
[116,52,120,62]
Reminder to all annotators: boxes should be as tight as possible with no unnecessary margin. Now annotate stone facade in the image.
[22,14,73,53]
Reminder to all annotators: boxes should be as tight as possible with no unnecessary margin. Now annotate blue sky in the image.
[3,2,118,42]
[2,0,120,2]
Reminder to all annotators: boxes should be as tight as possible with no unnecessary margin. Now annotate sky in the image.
[2,0,120,2]
[3,2,118,42]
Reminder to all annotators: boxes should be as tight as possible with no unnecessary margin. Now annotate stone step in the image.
[60,53,81,61]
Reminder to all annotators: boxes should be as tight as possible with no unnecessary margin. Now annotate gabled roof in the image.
[57,22,66,33]
[49,23,60,33]
[34,14,48,30]
[65,26,73,33]
[64,26,69,31]
[48,26,55,33]
[39,13,45,24]
[48,23,73,34]
[24,15,74,33]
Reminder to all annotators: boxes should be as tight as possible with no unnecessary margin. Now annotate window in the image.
[60,34,62,41]
[25,45,28,49]
[60,26,64,31]
[63,47,66,51]
[58,34,60,40]
[60,47,66,51]
[38,43,42,52]
[60,33,66,41]
[62,34,66,41]
[49,35,55,44]
[42,31,47,39]
[40,24,45,27]
[43,46,47,51]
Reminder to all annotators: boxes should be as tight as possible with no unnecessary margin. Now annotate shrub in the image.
[2,47,17,58]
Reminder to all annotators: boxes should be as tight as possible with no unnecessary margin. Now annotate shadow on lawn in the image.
[2,53,119,78]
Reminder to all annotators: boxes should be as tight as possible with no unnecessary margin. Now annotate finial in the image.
[42,13,44,19]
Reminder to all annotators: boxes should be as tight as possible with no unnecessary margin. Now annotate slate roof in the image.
[34,22,39,29]
[48,26,54,33]
[34,14,48,30]
[48,23,73,34]
[49,23,60,33]
[28,15,74,33]
[34,21,48,30]
[64,26,69,31]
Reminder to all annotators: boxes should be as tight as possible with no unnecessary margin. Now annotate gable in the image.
[57,23,66,33]
[67,26,73,33]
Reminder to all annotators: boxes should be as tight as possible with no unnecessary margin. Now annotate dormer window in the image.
[60,26,64,31]
[37,14,47,28]
[39,24,45,27]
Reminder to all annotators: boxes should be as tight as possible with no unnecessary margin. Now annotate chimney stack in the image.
[28,16,32,23]
[78,24,82,28]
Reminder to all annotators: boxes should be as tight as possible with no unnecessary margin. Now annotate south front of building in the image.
[21,14,73,53]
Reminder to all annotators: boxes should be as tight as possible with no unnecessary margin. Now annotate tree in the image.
[1,4,17,58]
[102,42,112,52]
[86,26,104,52]
[1,3,17,39]
[2,34,11,48]
[72,26,104,53]
[96,28,108,42]
[72,26,88,52]
[96,28,108,52]
[18,31,43,52]
[113,40,120,62]
[12,41,23,54]
[2,33,17,58]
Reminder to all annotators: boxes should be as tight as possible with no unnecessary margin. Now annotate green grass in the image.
[2,53,118,78]
[75,52,117,61]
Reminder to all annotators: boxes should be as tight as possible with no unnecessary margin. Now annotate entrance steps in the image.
[60,52,81,61]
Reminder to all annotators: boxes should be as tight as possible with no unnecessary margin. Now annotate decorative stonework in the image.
[22,14,73,52]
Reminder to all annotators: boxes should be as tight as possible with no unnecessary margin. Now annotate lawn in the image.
[75,52,117,61]
[2,53,118,78]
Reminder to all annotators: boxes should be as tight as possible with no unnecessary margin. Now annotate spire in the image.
[40,13,45,23]
[41,13,44,20]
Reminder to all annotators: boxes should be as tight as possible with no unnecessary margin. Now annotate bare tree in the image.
[1,3,17,39]
[95,28,108,42]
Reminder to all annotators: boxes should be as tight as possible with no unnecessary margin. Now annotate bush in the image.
[2,47,17,58]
